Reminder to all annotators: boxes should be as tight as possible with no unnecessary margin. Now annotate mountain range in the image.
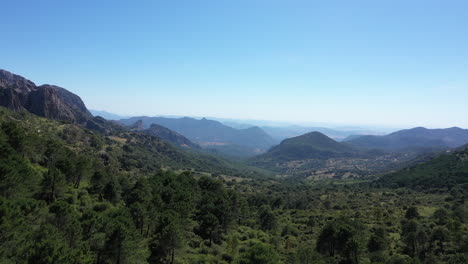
[129,120,201,150]
[119,116,277,157]
[260,125,384,141]
[248,130,446,179]
[90,109,129,120]
[345,126,468,151]
[1,69,466,263]
[2,68,468,180]
[0,69,268,177]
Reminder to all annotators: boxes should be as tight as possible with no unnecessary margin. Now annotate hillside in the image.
[126,120,200,150]
[119,116,277,157]
[346,127,468,151]
[0,70,269,177]
[258,131,357,161]
[143,123,201,150]
[4,104,467,264]
[0,71,466,264]
[376,146,468,189]
[250,131,431,179]
[1,107,270,178]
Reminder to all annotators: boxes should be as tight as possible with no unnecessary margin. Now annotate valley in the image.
[0,69,467,264]
[3,2,468,263]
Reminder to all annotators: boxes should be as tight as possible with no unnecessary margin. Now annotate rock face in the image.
[0,69,92,123]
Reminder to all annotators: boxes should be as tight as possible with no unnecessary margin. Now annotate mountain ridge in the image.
[345,126,468,151]
[0,69,270,177]
[143,123,201,149]
[119,116,277,157]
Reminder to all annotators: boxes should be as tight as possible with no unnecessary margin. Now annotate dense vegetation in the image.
[249,131,432,180]
[376,148,468,190]
[1,107,468,263]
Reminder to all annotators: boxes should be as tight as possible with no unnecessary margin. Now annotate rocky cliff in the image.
[0,69,92,123]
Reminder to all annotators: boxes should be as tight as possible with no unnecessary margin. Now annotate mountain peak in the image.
[257,130,356,161]
[0,69,36,93]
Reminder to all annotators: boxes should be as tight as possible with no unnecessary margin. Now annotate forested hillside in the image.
[1,106,468,263]
[377,147,468,190]
[249,131,429,180]
[0,70,467,263]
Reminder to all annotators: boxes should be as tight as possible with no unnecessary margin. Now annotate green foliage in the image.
[1,107,468,264]
[237,242,279,264]
[316,217,363,263]
[405,206,420,220]
[367,226,389,253]
[258,205,277,231]
[378,148,468,189]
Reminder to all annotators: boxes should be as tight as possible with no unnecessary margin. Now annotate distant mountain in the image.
[90,109,129,120]
[138,122,200,149]
[342,135,365,141]
[345,127,468,151]
[254,131,358,161]
[119,116,277,157]
[0,70,270,178]
[222,121,255,129]
[261,125,382,141]
[249,131,429,179]
[0,69,92,123]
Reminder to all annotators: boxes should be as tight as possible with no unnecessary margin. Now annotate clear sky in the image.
[2,0,468,128]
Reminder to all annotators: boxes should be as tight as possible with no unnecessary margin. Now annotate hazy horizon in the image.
[3,0,468,128]
[90,109,455,134]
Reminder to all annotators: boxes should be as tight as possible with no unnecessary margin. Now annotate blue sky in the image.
[2,0,468,128]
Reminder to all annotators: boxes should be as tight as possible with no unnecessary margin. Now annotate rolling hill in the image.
[257,131,358,161]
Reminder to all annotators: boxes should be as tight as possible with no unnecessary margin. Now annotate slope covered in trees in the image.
[2,106,467,263]
[376,147,468,190]
[248,131,427,180]
[1,70,467,263]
